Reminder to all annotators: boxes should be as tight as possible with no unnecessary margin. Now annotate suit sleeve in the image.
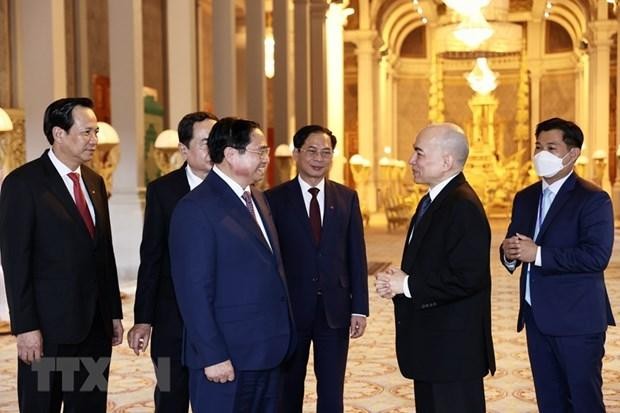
[499,192,523,274]
[169,198,229,367]
[347,192,369,316]
[99,177,123,320]
[541,191,614,274]
[0,173,39,334]
[134,183,164,324]
[409,198,491,305]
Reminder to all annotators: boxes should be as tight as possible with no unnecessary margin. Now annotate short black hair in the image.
[207,117,262,164]
[292,124,337,149]
[43,97,94,145]
[177,111,219,146]
[535,117,584,149]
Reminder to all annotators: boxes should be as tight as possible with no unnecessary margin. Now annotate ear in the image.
[568,147,581,163]
[223,146,237,162]
[443,154,454,171]
[292,148,300,163]
[52,126,65,143]
[178,143,189,160]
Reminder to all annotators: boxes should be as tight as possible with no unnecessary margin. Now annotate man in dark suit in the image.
[500,117,614,412]
[0,97,124,412]
[126,111,218,412]
[169,117,293,413]
[266,125,369,413]
[376,123,495,413]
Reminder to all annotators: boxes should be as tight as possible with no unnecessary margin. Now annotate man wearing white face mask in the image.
[500,117,615,413]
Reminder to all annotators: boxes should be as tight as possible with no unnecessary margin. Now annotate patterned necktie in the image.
[408,194,431,243]
[414,194,431,228]
[534,188,553,238]
[67,172,95,239]
[308,187,321,244]
[241,191,257,221]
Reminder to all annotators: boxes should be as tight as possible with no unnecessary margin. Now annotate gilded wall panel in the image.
[540,73,575,121]
[396,77,429,164]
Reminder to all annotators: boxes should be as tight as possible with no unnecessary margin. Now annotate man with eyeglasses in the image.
[127,111,218,412]
[168,117,293,413]
[266,125,369,413]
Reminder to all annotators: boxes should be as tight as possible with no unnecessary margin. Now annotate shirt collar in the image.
[48,148,82,176]
[428,172,460,202]
[212,165,249,197]
[297,175,325,193]
[185,165,204,190]
[542,171,573,195]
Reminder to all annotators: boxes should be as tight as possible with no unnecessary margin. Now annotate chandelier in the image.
[465,58,498,95]
[452,10,494,49]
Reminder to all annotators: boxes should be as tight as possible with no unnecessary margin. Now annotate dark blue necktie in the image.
[413,194,431,228]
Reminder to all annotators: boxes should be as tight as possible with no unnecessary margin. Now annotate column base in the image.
[109,190,144,284]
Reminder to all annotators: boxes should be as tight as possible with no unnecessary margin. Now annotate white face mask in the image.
[533,150,570,178]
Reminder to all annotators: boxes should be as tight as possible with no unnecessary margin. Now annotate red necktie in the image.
[308,187,321,244]
[67,172,95,238]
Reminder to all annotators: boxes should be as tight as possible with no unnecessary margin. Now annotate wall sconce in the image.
[264,13,275,79]
[89,121,121,197]
[0,108,14,132]
[575,154,588,178]
[592,149,607,187]
[349,154,371,225]
[154,129,183,175]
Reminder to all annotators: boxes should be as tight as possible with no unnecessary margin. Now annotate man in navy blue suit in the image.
[169,117,293,413]
[501,117,615,412]
[266,125,369,413]
[127,111,218,412]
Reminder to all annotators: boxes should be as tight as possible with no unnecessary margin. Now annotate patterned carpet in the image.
[0,216,619,412]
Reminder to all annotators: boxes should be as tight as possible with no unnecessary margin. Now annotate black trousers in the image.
[413,377,486,413]
[17,311,112,413]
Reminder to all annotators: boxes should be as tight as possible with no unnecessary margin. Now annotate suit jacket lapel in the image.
[41,153,94,241]
[536,174,576,241]
[320,181,338,247]
[252,186,277,253]
[81,167,104,242]
[286,180,313,235]
[207,173,272,254]
[403,173,465,265]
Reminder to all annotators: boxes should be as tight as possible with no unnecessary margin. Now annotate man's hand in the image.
[375,266,407,298]
[515,233,537,263]
[501,235,521,261]
[17,330,43,364]
[349,315,367,339]
[127,323,151,355]
[204,360,235,383]
[112,319,124,346]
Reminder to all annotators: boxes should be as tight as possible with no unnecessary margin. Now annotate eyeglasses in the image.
[239,146,270,158]
[299,148,334,159]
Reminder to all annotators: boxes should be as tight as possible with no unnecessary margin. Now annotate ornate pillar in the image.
[309,0,328,126]
[246,0,267,129]
[18,0,67,160]
[213,0,237,116]
[167,0,197,125]
[355,30,379,210]
[587,20,615,190]
[108,0,144,281]
[273,0,294,157]
[294,0,311,127]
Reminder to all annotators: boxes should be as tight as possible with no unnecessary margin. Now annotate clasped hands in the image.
[375,266,407,299]
[501,233,537,263]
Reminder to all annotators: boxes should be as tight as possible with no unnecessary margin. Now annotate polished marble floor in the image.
[0,215,619,412]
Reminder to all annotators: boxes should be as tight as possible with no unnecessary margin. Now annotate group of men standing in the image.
[0,96,615,413]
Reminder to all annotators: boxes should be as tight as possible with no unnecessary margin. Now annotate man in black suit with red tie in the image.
[127,111,218,412]
[0,97,124,412]
[266,125,369,413]
[376,123,495,413]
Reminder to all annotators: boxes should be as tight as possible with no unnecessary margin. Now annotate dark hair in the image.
[207,117,262,164]
[43,97,94,145]
[292,124,337,149]
[177,111,219,146]
[535,117,584,149]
